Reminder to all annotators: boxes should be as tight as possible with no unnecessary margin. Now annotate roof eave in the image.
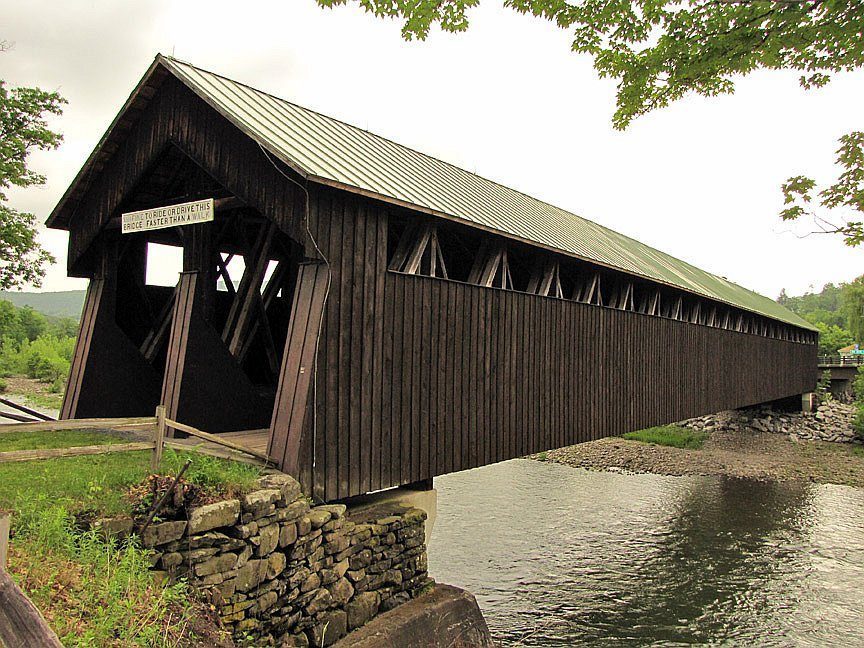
[305,173,816,332]
[46,55,171,230]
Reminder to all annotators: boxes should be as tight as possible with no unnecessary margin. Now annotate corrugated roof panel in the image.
[160,56,814,331]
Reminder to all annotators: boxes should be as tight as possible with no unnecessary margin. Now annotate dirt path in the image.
[540,429,864,488]
[1,377,62,419]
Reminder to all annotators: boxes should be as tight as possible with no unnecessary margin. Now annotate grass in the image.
[0,442,262,519]
[10,520,203,647]
[0,431,258,646]
[0,429,129,452]
[623,425,709,450]
[22,389,65,410]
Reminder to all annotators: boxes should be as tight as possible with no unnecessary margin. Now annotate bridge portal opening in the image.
[61,143,305,434]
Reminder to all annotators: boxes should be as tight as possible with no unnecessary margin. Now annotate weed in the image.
[10,507,199,647]
[623,425,708,450]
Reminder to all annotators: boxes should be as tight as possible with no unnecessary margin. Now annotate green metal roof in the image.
[59,55,817,331]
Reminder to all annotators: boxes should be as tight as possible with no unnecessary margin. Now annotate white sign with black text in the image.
[121,198,214,234]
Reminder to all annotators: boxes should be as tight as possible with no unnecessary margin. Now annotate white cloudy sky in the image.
[3,0,861,297]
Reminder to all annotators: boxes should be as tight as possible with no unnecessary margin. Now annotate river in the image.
[427,459,864,646]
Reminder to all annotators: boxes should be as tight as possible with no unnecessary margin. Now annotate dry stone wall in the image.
[140,474,431,647]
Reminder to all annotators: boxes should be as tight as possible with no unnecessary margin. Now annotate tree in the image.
[842,275,864,342]
[1,46,64,289]
[781,132,864,247]
[318,1,864,245]
[16,306,46,341]
[814,321,853,355]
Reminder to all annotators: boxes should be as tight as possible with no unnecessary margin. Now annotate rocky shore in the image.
[539,401,864,488]
[680,400,859,444]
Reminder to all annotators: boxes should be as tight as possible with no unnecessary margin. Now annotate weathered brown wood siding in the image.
[56,74,817,502]
[298,187,816,501]
[63,74,306,275]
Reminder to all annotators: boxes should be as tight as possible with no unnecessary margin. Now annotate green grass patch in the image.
[9,509,216,647]
[0,444,263,519]
[0,442,258,645]
[623,425,709,450]
[22,389,64,410]
[0,429,130,452]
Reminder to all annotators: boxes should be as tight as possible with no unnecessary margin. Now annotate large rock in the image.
[254,523,280,557]
[346,591,379,630]
[332,584,493,648]
[195,552,238,577]
[233,559,269,592]
[141,521,187,548]
[308,610,347,647]
[305,588,333,615]
[188,500,240,534]
[308,509,332,530]
[241,489,281,515]
[258,473,302,504]
[327,577,354,606]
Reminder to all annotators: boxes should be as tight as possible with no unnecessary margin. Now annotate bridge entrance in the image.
[61,144,305,434]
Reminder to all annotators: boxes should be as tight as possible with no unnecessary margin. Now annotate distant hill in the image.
[0,290,87,319]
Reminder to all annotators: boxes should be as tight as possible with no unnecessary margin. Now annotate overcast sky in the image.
[3,0,861,297]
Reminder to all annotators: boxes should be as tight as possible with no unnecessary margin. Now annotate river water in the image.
[427,459,864,646]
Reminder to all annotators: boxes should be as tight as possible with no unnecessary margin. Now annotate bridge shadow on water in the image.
[427,459,864,647]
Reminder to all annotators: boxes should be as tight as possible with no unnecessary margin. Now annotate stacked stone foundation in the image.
[139,474,431,646]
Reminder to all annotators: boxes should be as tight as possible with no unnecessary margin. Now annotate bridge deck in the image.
[169,430,271,466]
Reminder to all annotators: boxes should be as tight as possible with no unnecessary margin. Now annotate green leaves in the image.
[0,76,64,289]
[0,204,56,290]
[317,0,479,40]
[780,133,864,247]
[317,1,864,248]
[319,1,864,129]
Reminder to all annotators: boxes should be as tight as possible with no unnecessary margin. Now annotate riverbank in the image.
[538,426,864,488]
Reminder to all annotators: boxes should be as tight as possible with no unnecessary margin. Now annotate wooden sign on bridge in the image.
[121,198,214,233]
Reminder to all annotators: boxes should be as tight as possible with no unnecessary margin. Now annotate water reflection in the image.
[428,460,864,646]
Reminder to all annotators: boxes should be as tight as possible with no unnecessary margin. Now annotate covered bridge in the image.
[48,55,817,501]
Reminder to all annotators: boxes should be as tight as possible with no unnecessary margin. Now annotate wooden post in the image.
[0,568,63,647]
[0,513,8,571]
[152,405,166,472]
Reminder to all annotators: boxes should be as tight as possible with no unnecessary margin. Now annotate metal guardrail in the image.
[818,355,864,367]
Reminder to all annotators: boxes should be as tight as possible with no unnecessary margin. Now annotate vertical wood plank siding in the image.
[64,75,306,273]
[301,188,817,501]
[59,76,816,501]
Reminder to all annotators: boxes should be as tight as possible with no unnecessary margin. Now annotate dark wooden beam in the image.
[527,259,563,298]
[140,287,178,362]
[388,222,421,272]
[468,240,507,287]
[223,221,276,355]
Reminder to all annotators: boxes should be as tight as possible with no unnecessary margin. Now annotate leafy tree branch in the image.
[317,0,864,246]
[0,55,65,289]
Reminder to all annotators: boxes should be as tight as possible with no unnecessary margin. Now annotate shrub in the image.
[854,403,864,443]
[21,335,73,383]
[0,376,6,393]
[854,367,864,403]
[816,369,832,403]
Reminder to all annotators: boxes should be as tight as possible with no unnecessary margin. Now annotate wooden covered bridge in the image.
[47,55,818,502]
